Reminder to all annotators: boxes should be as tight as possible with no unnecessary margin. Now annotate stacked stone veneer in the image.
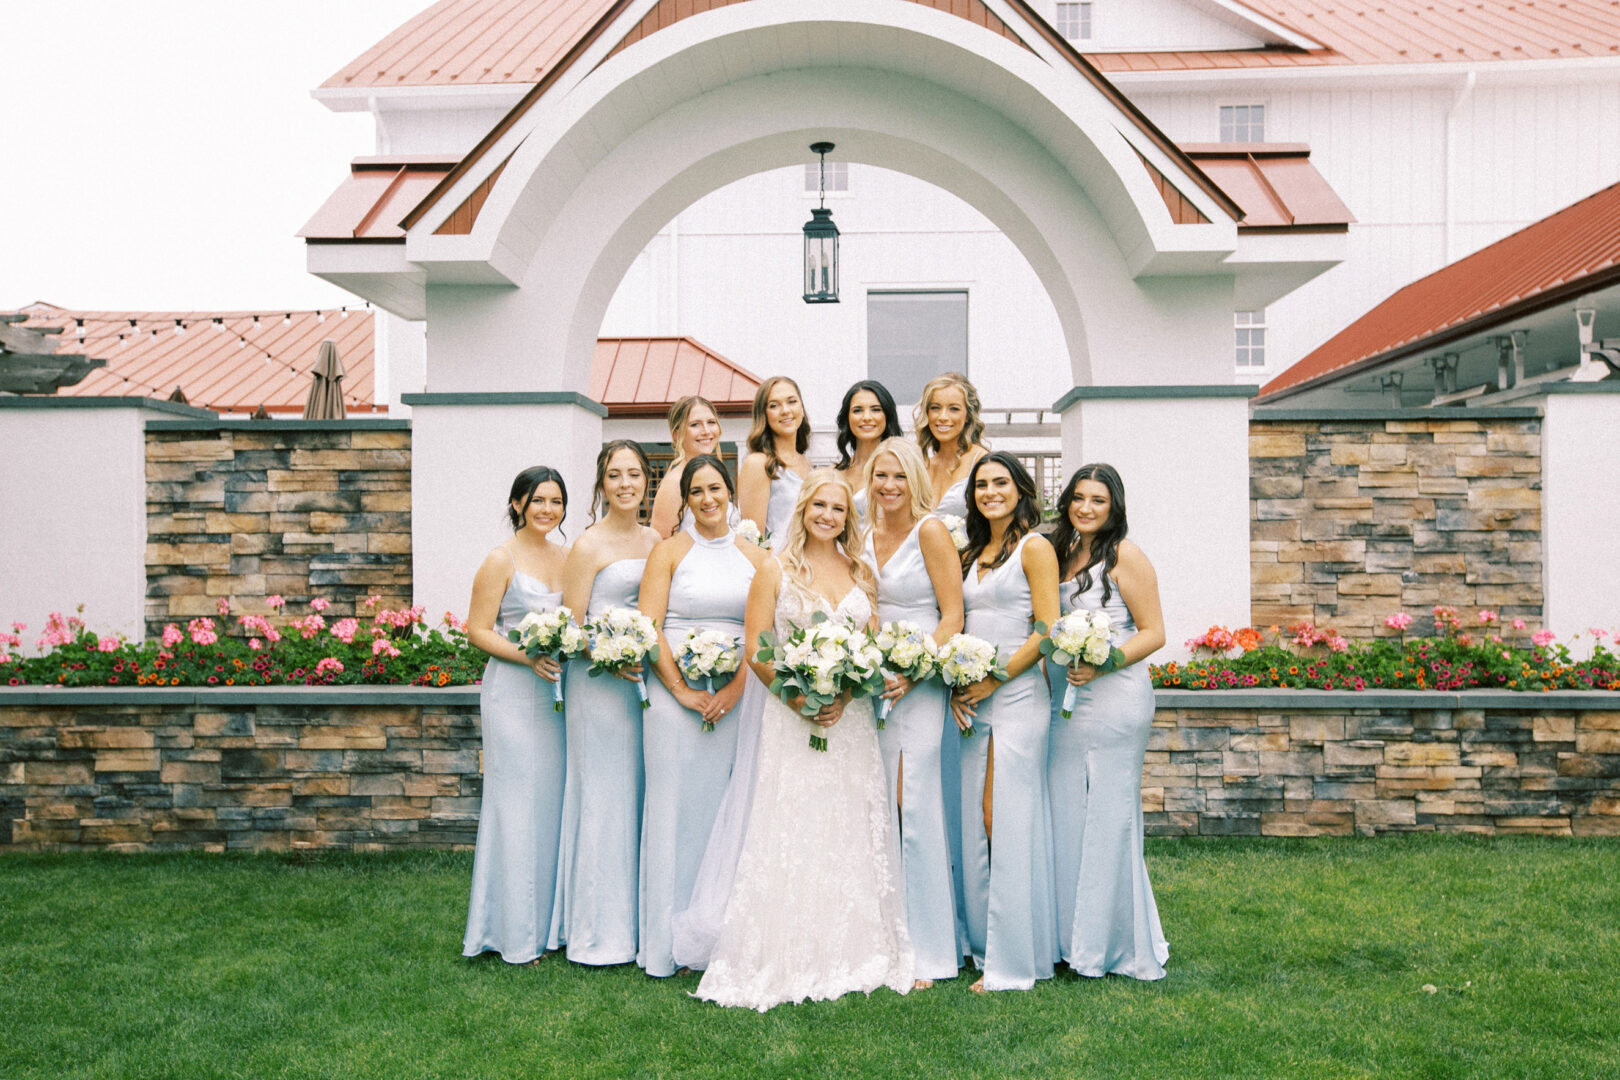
[146,424,411,637]
[1250,415,1542,635]
[3,690,1615,849]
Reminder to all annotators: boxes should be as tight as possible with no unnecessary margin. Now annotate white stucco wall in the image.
[1541,390,1620,637]
[0,402,170,643]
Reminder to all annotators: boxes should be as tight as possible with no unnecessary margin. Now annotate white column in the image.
[402,394,607,622]
[0,397,209,642]
[1541,385,1620,639]
[1056,386,1256,659]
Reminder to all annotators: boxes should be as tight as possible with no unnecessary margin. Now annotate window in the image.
[1054,2,1092,41]
[867,291,968,403]
[1219,104,1265,143]
[804,161,849,194]
[1235,310,1267,369]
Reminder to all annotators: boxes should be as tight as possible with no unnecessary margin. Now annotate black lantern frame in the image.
[802,142,840,304]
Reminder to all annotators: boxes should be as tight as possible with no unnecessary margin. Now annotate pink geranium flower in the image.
[266,595,285,611]
[331,618,359,644]
[372,637,401,658]
[1385,613,1413,631]
[162,624,184,648]
[1478,609,1498,624]
[443,611,466,632]
[216,597,231,617]
[249,638,263,651]
[187,618,218,646]
[1512,618,1526,630]
[96,636,120,653]
[1531,630,1556,647]
[10,622,24,634]
[315,657,345,676]
[362,594,382,611]
[295,614,326,640]
[310,598,330,613]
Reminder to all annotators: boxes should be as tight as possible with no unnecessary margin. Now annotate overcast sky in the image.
[2,1,428,313]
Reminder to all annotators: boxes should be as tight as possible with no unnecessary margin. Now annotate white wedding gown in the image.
[695,581,914,1011]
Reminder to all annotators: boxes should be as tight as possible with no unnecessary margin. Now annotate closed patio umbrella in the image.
[303,339,346,420]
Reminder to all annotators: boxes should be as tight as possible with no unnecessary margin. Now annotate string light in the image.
[213,318,225,332]
[317,310,326,323]
[74,318,85,340]
[252,315,262,331]
[282,313,291,326]
[173,319,186,335]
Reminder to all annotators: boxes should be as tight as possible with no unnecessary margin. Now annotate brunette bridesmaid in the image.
[1046,464,1169,980]
[865,438,964,984]
[558,441,659,965]
[834,380,903,524]
[952,452,1060,993]
[738,376,812,541]
[462,467,570,964]
[649,395,725,538]
[637,455,768,977]
[915,372,988,518]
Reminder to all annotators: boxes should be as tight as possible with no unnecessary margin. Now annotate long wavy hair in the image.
[1048,463,1129,607]
[959,451,1042,576]
[833,380,902,470]
[666,395,720,474]
[675,453,735,530]
[778,468,877,612]
[862,436,933,526]
[589,439,651,524]
[506,465,568,539]
[745,376,811,480]
[913,371,987,459]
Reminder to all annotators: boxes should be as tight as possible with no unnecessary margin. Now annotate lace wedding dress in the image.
[694,581,914,1011]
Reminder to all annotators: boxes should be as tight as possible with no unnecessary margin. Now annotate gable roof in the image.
[1256,179,1620,401]
[591,337,761,416]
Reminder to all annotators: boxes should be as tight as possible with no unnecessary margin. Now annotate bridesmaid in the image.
[952,451,1060,993]
[833,380,902,525]
[915,372,988,518]
[462,467,570,964]
[559,440,660,965]
[649,395,724,538]
[865,438,964,985]
[738,376,812,540]
[637,455,768,977]
[1046,464,1169,981]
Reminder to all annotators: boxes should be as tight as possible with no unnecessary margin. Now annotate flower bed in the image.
[1153,607,1620,693]
[0,596,484,689]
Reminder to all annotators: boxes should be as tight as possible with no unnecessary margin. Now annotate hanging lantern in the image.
[802,142,839,304]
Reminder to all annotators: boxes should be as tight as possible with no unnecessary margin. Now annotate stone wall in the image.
[1250,411,1543,636]
[145,421,412,637]
[3,688,1615,850]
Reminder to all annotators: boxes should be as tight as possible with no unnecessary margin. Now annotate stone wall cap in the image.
[1054,385,1258,410]
[1250,406,1542,421]
[145,418,410,432]
[0,395,217,418]
[399,391,608,416]
[1154,688,1620,709]
[0,685,479,706]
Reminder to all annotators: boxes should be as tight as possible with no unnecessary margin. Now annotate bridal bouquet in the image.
[937,633,1008,738]
[1038,612,1128,719]
[509,607,587,710]
[585,606,661,709]
[870,620,938,729]
[938,514,969,552]
[675,629,745,732]
[757,612,886,751]
[735,520,771,549]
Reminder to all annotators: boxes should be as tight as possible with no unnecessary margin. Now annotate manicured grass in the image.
[3,837,1618,1079]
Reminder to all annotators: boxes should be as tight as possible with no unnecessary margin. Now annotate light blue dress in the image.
[560,556,647,966]
[1047,572,1169,980]
[752,453,805,542]
[869,517,961,981]
[959,533,1058,991]
[935,477,968,519]
[462,561,566,963]
[638,531,757,977]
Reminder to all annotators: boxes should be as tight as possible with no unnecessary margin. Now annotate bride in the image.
[695,470,915,1011]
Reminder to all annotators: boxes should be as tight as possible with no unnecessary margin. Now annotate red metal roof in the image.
[1088,0,1620,71]
[13,303,380,415]
[1257,179,1620,400]
[1182,144,1353,229]
[590,337,761,416]
[299,158,457,240]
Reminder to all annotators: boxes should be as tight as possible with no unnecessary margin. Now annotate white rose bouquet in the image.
[939,514,969,552]
[870,620,939,729]
[1038,612,1127,719]
[585,606,662,709]
[675,629,745,732]
[757,612,886,751]
[936,632,1008,738]
[509,606,587,711]
[734,520,771,549]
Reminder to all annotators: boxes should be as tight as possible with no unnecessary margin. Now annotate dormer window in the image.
[1055,2,1092,42]
[1219,104,1265,142]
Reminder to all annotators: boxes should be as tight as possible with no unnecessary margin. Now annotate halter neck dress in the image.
[560,555,647,965]
[462,555,566,964]
[638,529,759,977]
[1046,570,1168,980]
[959,533,1058,991]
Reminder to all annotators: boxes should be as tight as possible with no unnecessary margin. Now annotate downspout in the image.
[1443,70,1476,265]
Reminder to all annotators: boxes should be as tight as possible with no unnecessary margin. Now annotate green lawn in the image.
[3,837,1618,1079]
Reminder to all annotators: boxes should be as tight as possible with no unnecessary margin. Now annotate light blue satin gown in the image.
[960,533,1058,991]
[1047,573,1169,980]
[560,556,647,965]
[932,473,971,958]
[935,477,968,519]
[869,518,961,981]
[752,453,805,542]
[638,530,756,977]
[462,559,566,963]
